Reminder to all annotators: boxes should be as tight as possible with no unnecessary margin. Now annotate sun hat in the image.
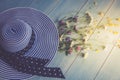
[0,7,64,80]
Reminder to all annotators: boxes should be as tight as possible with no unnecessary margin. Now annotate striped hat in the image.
[0,8,64,80]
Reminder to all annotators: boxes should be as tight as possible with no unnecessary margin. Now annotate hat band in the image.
[0,31,65,79]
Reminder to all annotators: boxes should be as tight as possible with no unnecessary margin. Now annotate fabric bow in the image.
[0,31,65,79]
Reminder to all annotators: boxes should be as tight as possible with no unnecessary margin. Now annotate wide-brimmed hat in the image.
[0,7,64,80]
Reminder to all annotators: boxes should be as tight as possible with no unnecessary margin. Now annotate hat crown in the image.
[0,19,32,53]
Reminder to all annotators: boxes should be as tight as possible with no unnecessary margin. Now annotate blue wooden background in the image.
[0,0,120,80]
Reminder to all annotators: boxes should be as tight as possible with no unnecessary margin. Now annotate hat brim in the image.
[0,7,59,80]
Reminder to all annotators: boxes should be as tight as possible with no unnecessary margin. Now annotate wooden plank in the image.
[64,0,117,80]
[0,0,33,12]
[29,0,60,14]
[93,0,120,80]
[49,0,88,21]
[95,47,120,80]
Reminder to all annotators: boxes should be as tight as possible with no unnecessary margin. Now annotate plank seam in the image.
[92,0,116,80]
[62,0,89,74]
[47,0,61,15]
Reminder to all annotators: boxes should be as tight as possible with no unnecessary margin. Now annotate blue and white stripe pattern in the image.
[0,19,32,53]
[0,8,64,80]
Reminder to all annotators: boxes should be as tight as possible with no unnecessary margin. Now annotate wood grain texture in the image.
[29,0,60,14]
[93,0,120,80]
[49,0,88,21]
[95,46,120,80]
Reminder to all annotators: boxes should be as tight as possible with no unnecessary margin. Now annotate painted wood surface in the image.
[93,0,120,80]
[63,0,117,80]
[0,0,120,80]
